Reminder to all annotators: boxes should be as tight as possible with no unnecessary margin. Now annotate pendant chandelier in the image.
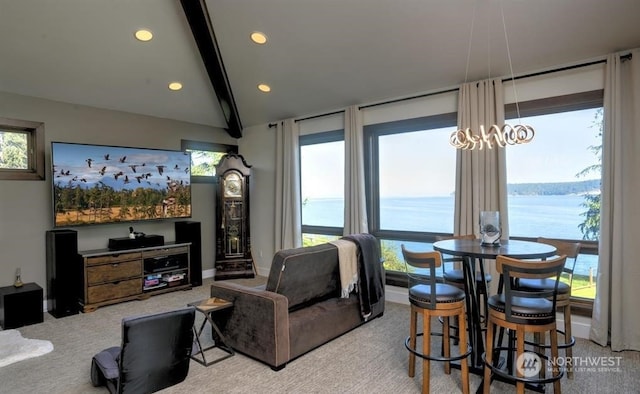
[450,1,535,150]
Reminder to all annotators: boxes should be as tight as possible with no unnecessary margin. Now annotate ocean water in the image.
[302,195,598,276]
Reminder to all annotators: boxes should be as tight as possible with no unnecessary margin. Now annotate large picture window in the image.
[505,90,603,305]
[364,113,458,281]
[300,130,344,245]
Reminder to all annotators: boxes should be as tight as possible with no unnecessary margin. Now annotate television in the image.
[51,142,191,227]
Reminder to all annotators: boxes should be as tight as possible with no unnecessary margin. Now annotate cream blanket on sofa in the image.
[329,239,359,298]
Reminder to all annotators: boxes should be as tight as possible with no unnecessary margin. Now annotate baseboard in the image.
[203,268,214,279]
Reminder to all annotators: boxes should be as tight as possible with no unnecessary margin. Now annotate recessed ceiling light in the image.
[257,83,271,93]
[250,31,267,44]
[134,29,153,42]
[168,82,183,91]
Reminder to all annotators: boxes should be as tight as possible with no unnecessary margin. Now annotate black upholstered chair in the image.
[90,307,196,394]
[402,245,471,394]
[483,254,566,394]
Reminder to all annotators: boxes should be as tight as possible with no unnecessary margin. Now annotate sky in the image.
[301,107,601,199]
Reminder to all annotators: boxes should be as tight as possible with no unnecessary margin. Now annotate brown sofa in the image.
[210,233,385,370]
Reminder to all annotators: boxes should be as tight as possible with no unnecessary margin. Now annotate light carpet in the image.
[0,329,54,368]
[1,277,639,393]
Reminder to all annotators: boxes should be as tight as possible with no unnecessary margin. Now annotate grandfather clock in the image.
[214,153,255,280]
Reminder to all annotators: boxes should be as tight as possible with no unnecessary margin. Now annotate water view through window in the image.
[302,194,598,295]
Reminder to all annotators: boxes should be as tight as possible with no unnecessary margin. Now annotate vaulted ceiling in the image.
[1,0,639,138]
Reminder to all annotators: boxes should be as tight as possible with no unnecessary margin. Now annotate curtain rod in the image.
[360,53,633,110]
[268,109,345,128]
[269,52,632,127]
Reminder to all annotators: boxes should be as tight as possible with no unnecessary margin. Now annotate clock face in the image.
[224,173,242,197]
[227,224,239,237]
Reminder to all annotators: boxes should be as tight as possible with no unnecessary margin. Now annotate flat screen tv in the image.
[51,142,191,227]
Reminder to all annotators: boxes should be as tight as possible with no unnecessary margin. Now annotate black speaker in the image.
[45,229,81,318]
[175,221,202,287]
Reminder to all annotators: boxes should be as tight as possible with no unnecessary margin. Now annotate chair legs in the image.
[524,301,576,380]
[407,303,470,394]
[483,314,563,394]
[563,304,574,379]
[422,314,432,394]
[409,307,417,378]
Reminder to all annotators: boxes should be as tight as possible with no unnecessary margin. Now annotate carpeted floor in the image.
[0,277,638,394]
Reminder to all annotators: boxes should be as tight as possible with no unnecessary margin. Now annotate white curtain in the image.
[590,49,640,351]
[454,78,510,294]
[274,119,302,250]
[344,105,369,235]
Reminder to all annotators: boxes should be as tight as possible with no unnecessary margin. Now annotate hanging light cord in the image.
[500,2,522,122]
[450,1,535,150]
[463,2,478,85]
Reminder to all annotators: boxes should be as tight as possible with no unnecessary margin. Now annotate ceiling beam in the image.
[180,0,243,138]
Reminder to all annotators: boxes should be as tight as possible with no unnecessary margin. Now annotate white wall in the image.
[238,123,277,276]
[0,91,236,292]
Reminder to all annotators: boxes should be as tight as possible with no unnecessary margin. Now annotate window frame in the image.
[0,117,45,181]
[299,129,345,240]
[505,89,603,315]
[363,113,458,286]
[180,139,238,183]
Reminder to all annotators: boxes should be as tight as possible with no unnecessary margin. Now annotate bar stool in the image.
[483,254,567,394]
[402,245,471,394]
[516,237,581,379]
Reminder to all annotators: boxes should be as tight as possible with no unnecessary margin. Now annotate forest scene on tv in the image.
[52,142,191,227]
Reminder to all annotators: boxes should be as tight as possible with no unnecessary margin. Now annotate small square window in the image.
[0,117,45,180]
[181,140,238,183]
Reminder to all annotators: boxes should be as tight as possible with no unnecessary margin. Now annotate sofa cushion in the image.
[266,243,340,310]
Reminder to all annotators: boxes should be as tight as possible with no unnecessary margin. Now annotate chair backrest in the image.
[435,234,475,272]
[401,245,442,306]
[435,234,476,242]
[118,307,196,394]
[496,254,567,323]
[537,237,581,279]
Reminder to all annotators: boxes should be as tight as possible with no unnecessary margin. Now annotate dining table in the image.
[432,238,557,377]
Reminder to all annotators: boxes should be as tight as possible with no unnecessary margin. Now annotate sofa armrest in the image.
[210,282,290,369]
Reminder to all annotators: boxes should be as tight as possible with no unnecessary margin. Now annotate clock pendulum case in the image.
[214,153,255,280]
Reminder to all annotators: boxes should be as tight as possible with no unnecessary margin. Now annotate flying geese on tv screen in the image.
[51,142,191,227]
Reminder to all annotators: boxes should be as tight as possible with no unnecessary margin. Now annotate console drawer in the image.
[86,260,141,285]
[87,279,142,304]
[85,252,141,266]
[142,246,189,259]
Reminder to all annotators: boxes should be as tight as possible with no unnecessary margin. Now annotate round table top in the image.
[432,238,557,259]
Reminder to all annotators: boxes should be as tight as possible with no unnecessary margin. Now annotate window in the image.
[364,114,458,284]
[300,130,344,246]
[0,117,45,180]
[505,91,603,305]
[180,140,237,183]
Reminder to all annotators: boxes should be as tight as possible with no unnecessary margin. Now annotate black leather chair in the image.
[90,307,196,394]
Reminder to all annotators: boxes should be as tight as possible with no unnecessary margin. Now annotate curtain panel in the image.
[590,49,640,351]
[454,78,510,294]
[274,119,302,250]
[344,105,369,235]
